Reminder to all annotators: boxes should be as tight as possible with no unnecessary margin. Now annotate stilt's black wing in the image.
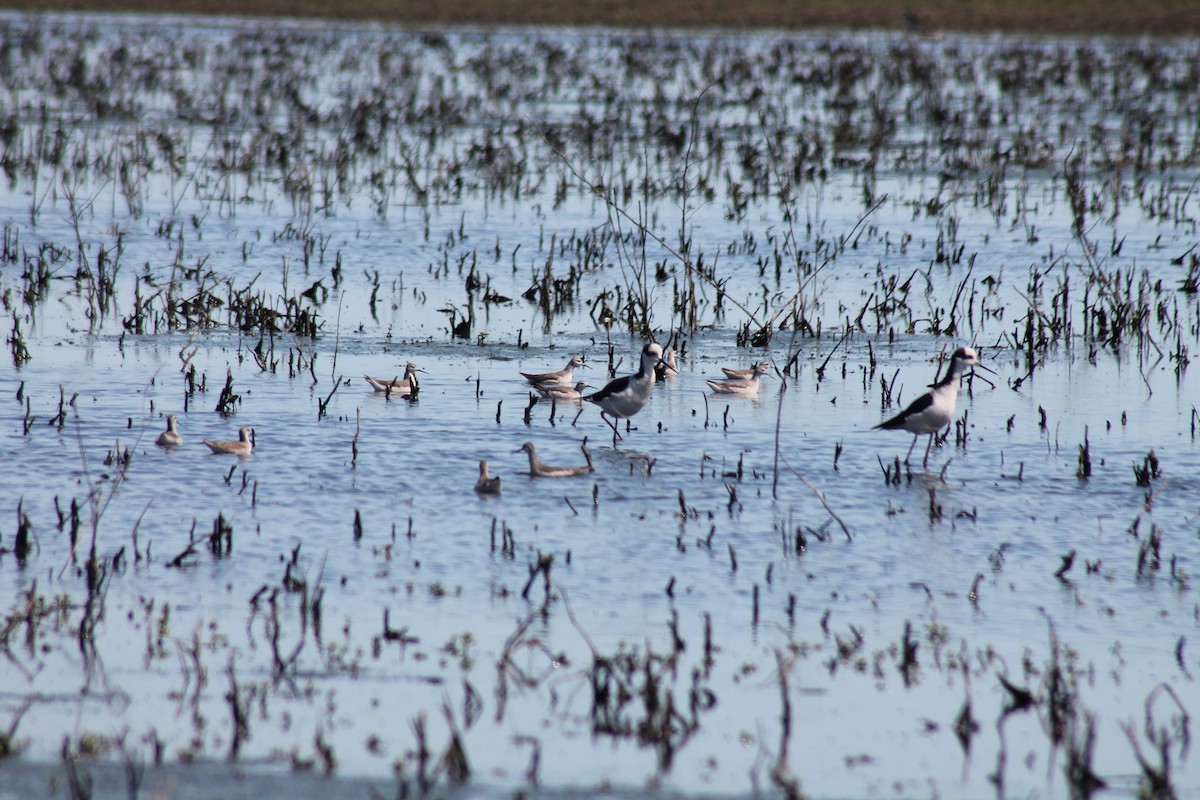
[584,374,632,404]
[875,391,933,430]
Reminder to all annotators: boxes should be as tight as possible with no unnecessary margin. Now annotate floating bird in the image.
[521,355,586,389]
[364,362,424,396]
[474,460,502,495]
[155,414,183,447]
[202,426,255,457]
[875,346,991,468]
[584,342,671,443]
[654,348,678,381]
[721,360,772,380]
[517,440,593,478]
[535,380,590,403]
[708,361,770,395]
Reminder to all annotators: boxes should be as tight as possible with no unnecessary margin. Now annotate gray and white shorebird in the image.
[202,426,255,457]
[474,460,502,494]
[584,342,671,443]
[875,346,991,468]
[155,414,184,447]
[721,360,772,380]
[517,440,593,478]
[521,355,586,389]
[654,347,678,381]
[707,361,770,395]
[364,362,424,396]
[535,380,590,403]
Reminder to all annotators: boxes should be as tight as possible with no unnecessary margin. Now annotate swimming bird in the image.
[875,346,990,468]
[202,426,254,457]
[721,360,772,380]
[364,362,424,396]
[155,414,183,447]
[521,355,586,389]
[517,441,593,478]
[654,348,678,381]
[584,342,671,443]
[707,361,770,395]
[474,460,502,494]
[535,380,590,403]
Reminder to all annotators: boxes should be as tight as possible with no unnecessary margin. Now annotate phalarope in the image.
[584,342,671,443]
[535,380,590,403]
[654,348,678,381]
[364,362,424,396]
[155,414,183,447]
[475,459,502,494]
[517,440,594,478]
[721,360,771,380]
[521,355,586,389]
[707,361,770,395]
[875,346,992,467]
[202,426,255,456]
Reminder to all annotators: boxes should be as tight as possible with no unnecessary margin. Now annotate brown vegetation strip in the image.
[5,0,1200,34]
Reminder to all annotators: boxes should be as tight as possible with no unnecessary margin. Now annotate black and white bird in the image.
[584,342,671,443]
[875,346,990,468]
[521,355,586,389]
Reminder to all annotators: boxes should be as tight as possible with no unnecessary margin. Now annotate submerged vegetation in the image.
[0,11,1197,799]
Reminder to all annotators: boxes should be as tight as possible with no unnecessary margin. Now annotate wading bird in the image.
[875,346,991,468]
[584,342,671,444]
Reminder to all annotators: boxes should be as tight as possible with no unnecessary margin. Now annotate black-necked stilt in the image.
[364,362,424,396]
[156,414,183,447]
[517,441,594,477]
[474,460,502,494]
[535,380,590,403]
[584,342,671,443]
[875,346,991,468]
[708,361,771,394]
[521,355,586,389]
[202,426,255,457]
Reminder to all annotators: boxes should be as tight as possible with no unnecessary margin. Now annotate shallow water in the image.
[1,12,1198,800]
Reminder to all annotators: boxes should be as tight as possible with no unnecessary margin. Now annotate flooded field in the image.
[1,12,1198,799]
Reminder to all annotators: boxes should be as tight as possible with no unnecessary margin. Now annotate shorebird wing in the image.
[875,391,934,429]
[584,374,632,403]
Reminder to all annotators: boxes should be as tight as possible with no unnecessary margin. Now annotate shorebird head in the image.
[951,346,995,374]
[573,381,590,391]
[404,362,425,377]
[516,442,535,455]
[568,356,587,370]
[951,347,979,366]
[166,414,178,429]
[239,426,254,444]
[642,342,674,374]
